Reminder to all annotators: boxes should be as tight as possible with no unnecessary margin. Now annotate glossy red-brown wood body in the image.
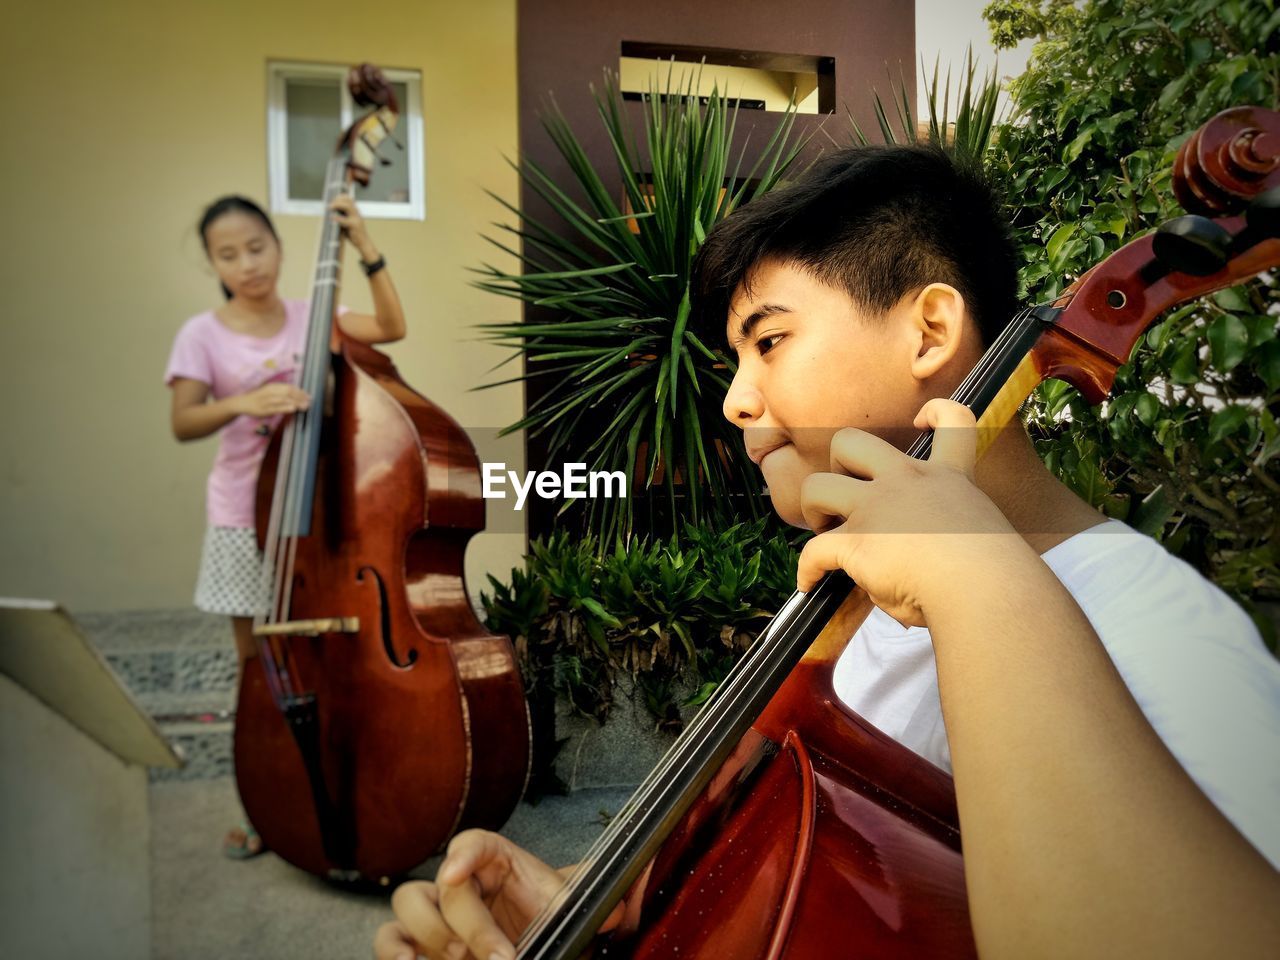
[234,336,529,880]
[601,596,974,959]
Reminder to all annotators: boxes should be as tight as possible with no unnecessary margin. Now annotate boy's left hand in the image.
[329,195,376,261]
[796,399,1020,627]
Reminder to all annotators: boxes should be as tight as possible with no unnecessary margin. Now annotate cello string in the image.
[913,305,1049,460]
[527,309,1049,947]
[556,307,1041,874]
[522,312,1041,947]
[524,578,831,944]
[520,587,819,953]
[255,426,287,702]
[519,304,1048,951]
[527,360,1039,957]
[537,310,1056,952]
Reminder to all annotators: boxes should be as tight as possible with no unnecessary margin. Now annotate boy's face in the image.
[722,258,972,528]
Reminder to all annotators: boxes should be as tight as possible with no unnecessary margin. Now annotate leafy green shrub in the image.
[481,519,800,728]
[984,0,1280,647]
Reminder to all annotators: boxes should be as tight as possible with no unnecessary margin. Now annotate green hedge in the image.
[482,520,800,727]
[986,0,1280,647]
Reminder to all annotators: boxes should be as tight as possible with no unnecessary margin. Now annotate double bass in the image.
[234,64,530,883]
[508,107,1280,956]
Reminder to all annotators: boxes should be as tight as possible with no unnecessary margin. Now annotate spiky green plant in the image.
[849,48,1003,165]
[474,68,809,542]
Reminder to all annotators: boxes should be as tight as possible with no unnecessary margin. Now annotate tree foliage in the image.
[984,0,1280,647]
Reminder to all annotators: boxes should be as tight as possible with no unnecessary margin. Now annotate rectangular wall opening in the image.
[620,41,835,114]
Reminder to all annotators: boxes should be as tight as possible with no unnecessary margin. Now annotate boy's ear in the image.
[908,283,967,381]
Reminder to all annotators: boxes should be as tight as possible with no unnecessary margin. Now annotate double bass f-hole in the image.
[357,565,418,668]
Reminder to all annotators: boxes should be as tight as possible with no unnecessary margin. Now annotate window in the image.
[267,61,425,220]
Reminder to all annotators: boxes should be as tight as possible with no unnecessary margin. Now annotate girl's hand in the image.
[234,383,311,419]
[329,195,376,262]
[373,830,567,960]
[796,399,1021,627]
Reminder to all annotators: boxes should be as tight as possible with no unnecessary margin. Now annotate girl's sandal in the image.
[222,822,266,860]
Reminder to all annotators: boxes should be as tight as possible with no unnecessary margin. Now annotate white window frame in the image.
[267,60,425,220]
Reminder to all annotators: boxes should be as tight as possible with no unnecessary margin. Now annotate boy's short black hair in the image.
[691,144,1019,348]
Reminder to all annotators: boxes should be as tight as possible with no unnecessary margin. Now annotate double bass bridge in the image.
[253,617,361,638]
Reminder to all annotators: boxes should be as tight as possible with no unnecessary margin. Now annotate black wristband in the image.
[361,255,386,278]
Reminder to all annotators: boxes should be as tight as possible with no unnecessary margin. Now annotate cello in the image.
[506,106,1280,956]
[234,63,530,883]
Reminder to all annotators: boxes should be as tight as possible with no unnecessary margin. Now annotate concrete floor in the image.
[149,778,635,960]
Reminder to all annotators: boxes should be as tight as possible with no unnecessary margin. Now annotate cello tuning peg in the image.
[1152,215,1232,276]
[1245,185,1280,238]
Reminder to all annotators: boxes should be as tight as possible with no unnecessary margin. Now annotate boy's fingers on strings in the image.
[796,528,860,592]
[913,399,978,479]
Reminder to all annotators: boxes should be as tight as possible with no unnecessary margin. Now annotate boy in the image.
[375,145,1280,959]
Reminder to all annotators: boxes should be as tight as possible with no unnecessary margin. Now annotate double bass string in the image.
[255,156,350,706]
[518,304,1047,955]
[256,305,308,703]
[282,163,349,617]
[279,160,350,695]
[280,158,346,628]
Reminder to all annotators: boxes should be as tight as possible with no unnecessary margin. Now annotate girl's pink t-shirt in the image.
[164,299,345,528]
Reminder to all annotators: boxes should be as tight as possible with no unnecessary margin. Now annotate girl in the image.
[165,194,406,857]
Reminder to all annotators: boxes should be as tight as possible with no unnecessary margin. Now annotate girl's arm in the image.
[329,195,407,345]
[170,377,309,442]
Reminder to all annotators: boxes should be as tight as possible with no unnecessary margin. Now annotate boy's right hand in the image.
[234,383,311,419]
[373,830,567,960]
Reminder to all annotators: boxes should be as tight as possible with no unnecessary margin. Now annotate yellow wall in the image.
[0,0,526,612]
